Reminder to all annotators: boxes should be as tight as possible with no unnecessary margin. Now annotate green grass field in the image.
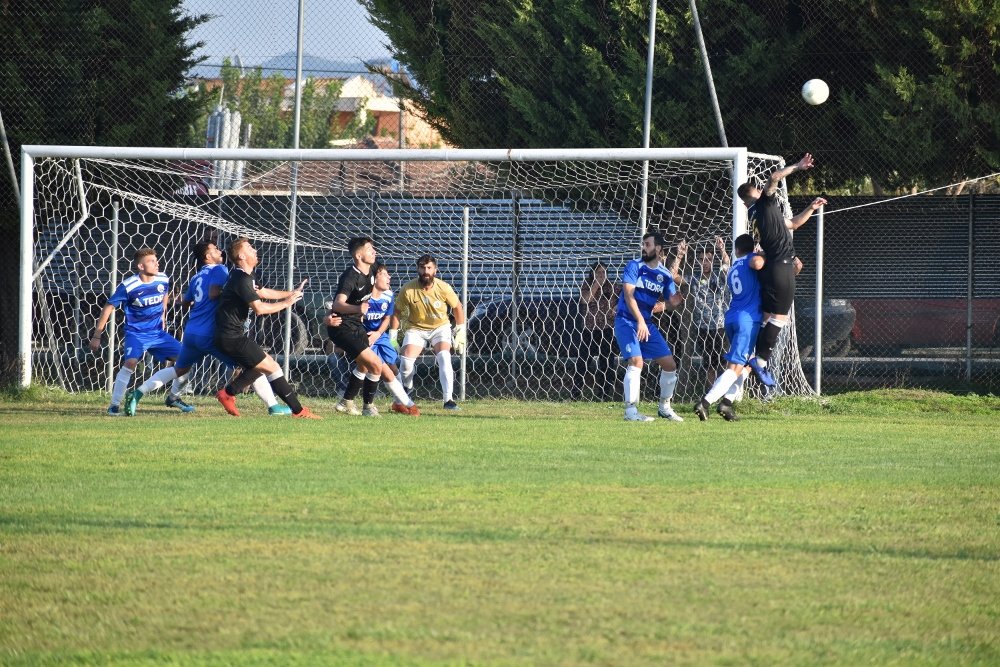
[1,389,999,665]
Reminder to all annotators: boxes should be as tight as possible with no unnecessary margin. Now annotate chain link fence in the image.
[3,0,998,393]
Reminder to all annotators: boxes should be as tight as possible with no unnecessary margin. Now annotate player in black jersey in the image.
[737,153,827,386]
[325,236,386,417]
[213,237,321,419]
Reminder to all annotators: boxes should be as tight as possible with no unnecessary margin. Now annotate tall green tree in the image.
[0,0,207,383]
[197,59,373,149]
[363,0,999,192]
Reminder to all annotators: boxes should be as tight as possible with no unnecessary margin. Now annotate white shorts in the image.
[402,324,452,351]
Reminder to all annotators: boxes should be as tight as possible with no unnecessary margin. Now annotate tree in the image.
[0,0,207,384]
[193,59,375,149]
[362,0,999,192]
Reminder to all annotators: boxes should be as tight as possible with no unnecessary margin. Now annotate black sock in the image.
[362,378,378,406]
[343,373,363,401]
[755,322,782,362]
[228,369,261,395]
[269,375,303,413]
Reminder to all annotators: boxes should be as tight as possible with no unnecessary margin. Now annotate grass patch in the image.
[1,390,998,665]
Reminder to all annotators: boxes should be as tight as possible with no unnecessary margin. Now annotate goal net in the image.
[19,147,812,403]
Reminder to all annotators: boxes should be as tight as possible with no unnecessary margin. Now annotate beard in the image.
[418,274,434,286]
[641,250,658,263]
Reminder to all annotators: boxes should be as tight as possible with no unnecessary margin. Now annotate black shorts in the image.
[327,321,370,361]
[760,259,796,316]
[216,335,267,370]
[698,327,727,370]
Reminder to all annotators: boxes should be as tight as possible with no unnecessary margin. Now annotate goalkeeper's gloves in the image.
[389,328,400,350]
[452,323,467,354]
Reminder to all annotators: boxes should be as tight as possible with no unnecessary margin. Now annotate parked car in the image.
[794,298,857,357]
[468,296,582,357]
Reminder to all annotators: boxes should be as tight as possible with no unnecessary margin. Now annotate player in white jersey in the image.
[88,247,191,416]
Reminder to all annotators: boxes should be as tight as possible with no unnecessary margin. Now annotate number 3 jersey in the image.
[183,263,229,336]
[107,272,171,337]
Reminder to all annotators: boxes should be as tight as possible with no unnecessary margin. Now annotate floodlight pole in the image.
[639,0,658,239]
[283,0,306,377]
[0,107,19,206]
[814,205,824,395]
[689,0,727,147]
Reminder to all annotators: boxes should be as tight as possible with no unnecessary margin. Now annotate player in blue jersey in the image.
[613,232,685,422]
[350,263,419,416]
[694,234,765,422]
[88,247,190,416]
[122,238,291,417]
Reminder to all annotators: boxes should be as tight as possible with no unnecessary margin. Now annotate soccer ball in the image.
[801,79,829,105]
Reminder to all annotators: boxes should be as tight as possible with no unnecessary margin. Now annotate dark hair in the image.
[416,254,436,267]
[642,232,665,249]
[737,182,755,200]
[585,260,608,283]
[347,236,374,256]
[734,233,755,255]
[372,262,388,276]
[192,236,218,265]
[134,247,156,262]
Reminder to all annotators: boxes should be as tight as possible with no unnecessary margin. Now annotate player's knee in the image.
[123,358,139,370]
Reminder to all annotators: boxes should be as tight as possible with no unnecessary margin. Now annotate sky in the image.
[183,0,393,73]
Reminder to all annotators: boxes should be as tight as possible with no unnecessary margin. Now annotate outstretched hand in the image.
[810,196,828,210]
[796,153,815,171]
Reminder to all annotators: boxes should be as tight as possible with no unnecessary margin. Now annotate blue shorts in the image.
[614,316,671,361]
[122,330,181,363]
[176,332,237,370]
[724,312,761,366]
[371,337,398,367]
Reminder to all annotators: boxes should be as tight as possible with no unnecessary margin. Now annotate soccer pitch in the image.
[2,390,998,665]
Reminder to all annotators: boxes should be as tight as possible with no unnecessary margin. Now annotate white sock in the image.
[252,374,279,408]
[658,370,678,410]
[138,366,176,395]
[724,373,744,402]
[385,378,414,406]
[705,368,740,404]
[399,356,416,390]
[111,367,134,406]
[169,372,189,398]
[734,367,750,402]
[624,365,641,405]
[436,350,453,402]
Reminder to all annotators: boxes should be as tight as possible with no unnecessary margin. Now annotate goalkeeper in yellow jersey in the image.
[392,254,466,411]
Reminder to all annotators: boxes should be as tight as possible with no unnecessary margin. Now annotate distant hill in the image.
[190,52,394,80]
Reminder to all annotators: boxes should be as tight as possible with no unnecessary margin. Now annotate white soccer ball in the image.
[801,79,830,105]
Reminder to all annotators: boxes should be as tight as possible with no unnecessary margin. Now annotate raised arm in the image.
[257,278,307,301]
[249,291,302,316]
[765,153,815,195]
[788,197,828,231]
[715,236,730,270]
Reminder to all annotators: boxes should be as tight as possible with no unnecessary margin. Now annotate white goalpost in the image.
[19,145,813,402]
